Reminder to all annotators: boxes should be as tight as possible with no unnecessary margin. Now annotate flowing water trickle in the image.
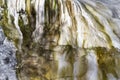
[0,0,120,80]
[7,0,25,50]
[32,0,45,42]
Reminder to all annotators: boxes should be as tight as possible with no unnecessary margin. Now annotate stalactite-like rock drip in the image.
[1,0,120,80]
[31,0,120,80]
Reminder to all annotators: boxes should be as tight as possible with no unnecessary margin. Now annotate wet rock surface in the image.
[0,27,17,80]
[0,0,120,80]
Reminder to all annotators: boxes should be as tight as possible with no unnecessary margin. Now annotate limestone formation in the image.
[0,0,120,80]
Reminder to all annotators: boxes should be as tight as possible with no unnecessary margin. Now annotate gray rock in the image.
[0,27,17,80]
[0,27,5,44]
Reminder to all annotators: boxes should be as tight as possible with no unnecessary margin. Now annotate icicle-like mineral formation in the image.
[0,0,120,80]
